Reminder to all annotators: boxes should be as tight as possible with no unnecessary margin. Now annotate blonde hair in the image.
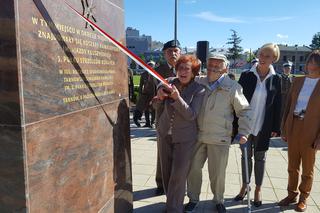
[258,43,280,63]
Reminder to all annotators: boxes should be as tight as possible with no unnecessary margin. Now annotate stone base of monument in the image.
[0,0,132,212]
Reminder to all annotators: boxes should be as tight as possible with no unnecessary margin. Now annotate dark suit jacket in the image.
[154,78,205,143]
[237,70,282,151]
[282,77,320,147]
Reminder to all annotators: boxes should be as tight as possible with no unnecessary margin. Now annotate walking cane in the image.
[241,142,251,213]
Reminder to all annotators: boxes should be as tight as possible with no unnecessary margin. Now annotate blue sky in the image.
[124,0,320,51]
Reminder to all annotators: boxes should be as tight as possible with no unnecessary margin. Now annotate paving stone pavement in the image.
[130,118,320,213]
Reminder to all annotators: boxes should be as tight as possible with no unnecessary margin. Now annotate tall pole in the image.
[174,0,178,45]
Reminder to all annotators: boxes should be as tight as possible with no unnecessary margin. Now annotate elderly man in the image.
[133,40,181,127]
[185,53,252,213]
[151,40,181,195]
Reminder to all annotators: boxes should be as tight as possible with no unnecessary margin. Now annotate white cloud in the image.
[194,11,246,23]
[193,12,294,24]
[184,0,197,3]
[254,16,293,22]
[277,34,289,39]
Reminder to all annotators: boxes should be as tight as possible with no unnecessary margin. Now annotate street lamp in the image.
[174,0,178,45]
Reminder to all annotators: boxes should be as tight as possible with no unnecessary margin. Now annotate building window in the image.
[283,56,287,62]
[300,56,304,62]
[292,56,296,62]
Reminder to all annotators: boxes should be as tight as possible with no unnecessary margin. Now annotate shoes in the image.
[278,195,298,206]
[143,123,154,128]
[133,117,141,127]
[216,203,226,213]
[234,186,250,201]
[133,110,142,127]
[234,191,247,201]
[253,200,262,207]
[155,187,164,196]
[184,201,198,212]
[253,189,262,207]
[295,200,307,212]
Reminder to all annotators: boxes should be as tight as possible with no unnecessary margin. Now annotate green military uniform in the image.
[280,73,294,120]
[135,71,155,113]
[152,62,176,190]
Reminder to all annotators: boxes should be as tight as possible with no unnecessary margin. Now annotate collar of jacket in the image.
[197,74,232,91]
[250,64,276,80]
[168,77,198,91]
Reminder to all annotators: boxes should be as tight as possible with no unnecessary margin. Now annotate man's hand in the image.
[281,136,287,142]
[239,136,248,144]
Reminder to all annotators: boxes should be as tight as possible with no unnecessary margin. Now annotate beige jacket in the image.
[196,75,252,145]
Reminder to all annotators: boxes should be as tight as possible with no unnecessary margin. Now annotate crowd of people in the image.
[132,40,320,213]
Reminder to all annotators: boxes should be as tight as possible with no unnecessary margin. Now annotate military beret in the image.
[162,40,181,51]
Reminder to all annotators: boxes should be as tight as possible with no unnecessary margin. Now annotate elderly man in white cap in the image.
[185,53,252,213]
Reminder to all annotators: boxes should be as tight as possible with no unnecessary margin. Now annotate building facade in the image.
[274,45,312,74]
[126,27,152,56]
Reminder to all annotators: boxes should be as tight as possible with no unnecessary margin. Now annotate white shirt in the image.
[294,77,320,113]
[249,64,276,136]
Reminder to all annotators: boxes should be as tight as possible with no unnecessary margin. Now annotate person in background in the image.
[185,53,251,213]
[280,61,294,120]
[228,72,236,80]
[251,58,259,67]
[278,50,320,212]
[128,68,134,103]
[154,55,205,213]
[133,61,156,127]
[143,61,156,127]
[234,43,282,207]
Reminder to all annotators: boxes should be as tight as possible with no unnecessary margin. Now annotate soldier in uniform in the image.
[133,61,156,127]
[152,40,182,195]
[128,68,134,103]
[280,61,294,120]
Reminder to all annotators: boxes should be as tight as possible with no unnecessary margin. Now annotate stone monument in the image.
[0,0,132,212]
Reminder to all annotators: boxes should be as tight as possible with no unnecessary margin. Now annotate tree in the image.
[310,32,320,50]
[226,29,243,66]
[246,50,256,63]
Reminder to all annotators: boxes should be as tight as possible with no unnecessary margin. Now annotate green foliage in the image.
[226,29,243,62]
[133,75,141,86]
[246,51,256,63]
[310,32,320,50]
[140,54,146,61]
[159,54,166,64]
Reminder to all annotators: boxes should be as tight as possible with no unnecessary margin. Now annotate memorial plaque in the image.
[0,0,132,212]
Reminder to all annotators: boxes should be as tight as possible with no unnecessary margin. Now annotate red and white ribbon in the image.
[63,0,170,87]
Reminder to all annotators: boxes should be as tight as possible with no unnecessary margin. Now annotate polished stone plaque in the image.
[0,0,132,212]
